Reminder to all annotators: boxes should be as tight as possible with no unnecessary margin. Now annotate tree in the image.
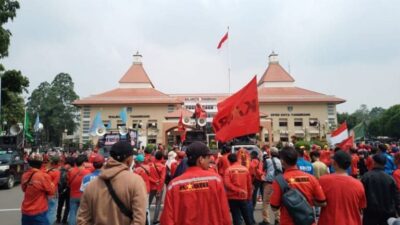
[381,105,400,139]
[27,73,79,146]
[0,0,20,59]
[0,69,29,124]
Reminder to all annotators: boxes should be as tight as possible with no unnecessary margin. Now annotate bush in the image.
[295,140,311,150]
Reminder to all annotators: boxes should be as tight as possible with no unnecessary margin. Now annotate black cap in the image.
[186,141,213,162]
[373,153,387,166]
[333,150,351,170]
[110,141,133,162]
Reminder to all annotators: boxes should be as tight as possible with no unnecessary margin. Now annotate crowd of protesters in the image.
[20,140,400,225]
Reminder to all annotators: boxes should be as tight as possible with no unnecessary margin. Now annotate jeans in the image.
[22,211,50,225]
[252,180,264,208]
[68,198,80,225]
[149,189,163,222]
[47,198,58,224]
[57,191,70,223]
[228,199,253,225]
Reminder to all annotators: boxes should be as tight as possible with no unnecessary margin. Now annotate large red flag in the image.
[217,32,228,49]
[338,136,354,152]
[212,76,260,142]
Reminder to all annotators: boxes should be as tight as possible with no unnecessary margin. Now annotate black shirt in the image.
[361,168,400,216]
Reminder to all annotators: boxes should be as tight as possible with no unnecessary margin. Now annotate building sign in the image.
[184,97,217,101]
[270,113,311,117]
[109,115,120,119]
[130,115,150,118]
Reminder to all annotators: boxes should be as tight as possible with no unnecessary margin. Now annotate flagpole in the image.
[22,107,26,148]
[226,26,231,94]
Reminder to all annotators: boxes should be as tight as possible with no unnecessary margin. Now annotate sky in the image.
[2,0,400,113]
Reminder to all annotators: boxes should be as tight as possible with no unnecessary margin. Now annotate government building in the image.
[73,52,345,148]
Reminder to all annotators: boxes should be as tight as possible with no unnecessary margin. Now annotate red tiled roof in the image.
[73,88,182,105]
[165,107,194,118]
[119,63,154,87]
[257,86,345,103]
[258,63,295,84]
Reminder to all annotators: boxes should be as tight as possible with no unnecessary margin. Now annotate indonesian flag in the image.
[330,122,349,145]
[217,31,228,49]
[338,136,354,151]
[212,76,260,142]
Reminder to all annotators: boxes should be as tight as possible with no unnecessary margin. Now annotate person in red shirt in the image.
[67,154,90,225]
[160,141,232,225]
[224,153,253,225]
[21,153,55,225]
[366,147,378,171]
[46,154,61,225]
[249,151,264,209]
[320,145,332,167]
[319,150,366,225]
[149,151,166,224]
[217,145,231,177]
[393,152,400,190]
[208,155,218,174]
[350,148,360,178]
[134,154,151,194]
[270,146,326,225]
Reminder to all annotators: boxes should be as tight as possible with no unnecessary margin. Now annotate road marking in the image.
[0,208,20,212]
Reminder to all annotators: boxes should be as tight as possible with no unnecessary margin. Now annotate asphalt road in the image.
[0,184,269,225]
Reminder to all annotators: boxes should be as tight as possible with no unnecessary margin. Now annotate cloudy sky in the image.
[2,0,400,113]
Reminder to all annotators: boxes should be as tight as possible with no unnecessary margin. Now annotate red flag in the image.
[217,32,228,49]
[212,76,260,142]
[178,112,185,132]
[338,136,354,152]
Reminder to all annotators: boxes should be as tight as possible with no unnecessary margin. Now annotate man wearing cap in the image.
[80,153,104,192]
[160,141,232,225]
[318,150,366,225]
[361,153,400,225]
[21,153,55,225]
[77,141,147,225]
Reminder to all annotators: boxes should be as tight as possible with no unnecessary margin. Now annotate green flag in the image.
[352,122,366,141]
[24,113,33,143]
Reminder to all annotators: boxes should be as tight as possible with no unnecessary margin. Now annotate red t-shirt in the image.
[134,165,151,194]
[393,169,400,190]
[68,167,91,199]
[318,174,366,225]
[320,150,332,166]
[46,167,60,197]
[351,154,360,176]
[270,166,326,225]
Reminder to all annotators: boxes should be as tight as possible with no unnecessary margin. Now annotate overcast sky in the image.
[2,0,400,113]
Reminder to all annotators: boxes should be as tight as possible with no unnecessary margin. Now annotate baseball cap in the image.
[110,141,133,162]
[186,141,213,162]
[373,153,387,166]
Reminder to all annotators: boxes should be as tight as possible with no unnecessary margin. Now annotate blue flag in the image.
[89,112,105,136]
[119,107,128,124]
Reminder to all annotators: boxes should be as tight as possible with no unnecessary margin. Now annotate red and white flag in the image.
[217,31,228,49]
[338,136,354,151]
[330,122,349,145]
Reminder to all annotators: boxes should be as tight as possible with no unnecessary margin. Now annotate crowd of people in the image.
[20,141,400,225]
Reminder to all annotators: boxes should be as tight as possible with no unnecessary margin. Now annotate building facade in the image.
[73,52,345,147]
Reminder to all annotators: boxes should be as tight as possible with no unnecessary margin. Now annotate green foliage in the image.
[0,0,20,59]
[0,69,29,124]
[295,140,310,150]
[27,73,79,146]
[145,144,155,154]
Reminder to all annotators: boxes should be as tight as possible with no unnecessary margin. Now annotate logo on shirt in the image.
[179,181,209,192]
[288,176,310,184]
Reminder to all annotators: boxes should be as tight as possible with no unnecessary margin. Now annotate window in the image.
[185,105,195,110]
[327,104,335,116]
[167,105,175,113]
[148,137,157,144]
[204,105,214,110]
[147,120,158,129]
[82,121,90,133]
[127,107,133,113]
[279,118,288,127]
[264,134,269,142]
[309,118,319,127]
[83,106,91,118]
[294,118,303,127]
[280,134,289,142]
[132,120,142,129]
[328,118,336,127]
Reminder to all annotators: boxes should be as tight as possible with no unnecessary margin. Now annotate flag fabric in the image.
[338,136,354,151]
[352,122,366,141]
[119,107,128,124]
[24,113,33,143]
[217,31,228,49]
[212,76,260,142]
[194,103,207,119]
[330,122,349,145]
[34,113,40,131]
[178,112,186,132]
[89,112,105,136]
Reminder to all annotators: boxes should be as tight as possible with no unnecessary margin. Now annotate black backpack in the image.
[58,167,69,194]
[275,174,315,225]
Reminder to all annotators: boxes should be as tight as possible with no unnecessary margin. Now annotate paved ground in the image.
[0,184,269,225]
